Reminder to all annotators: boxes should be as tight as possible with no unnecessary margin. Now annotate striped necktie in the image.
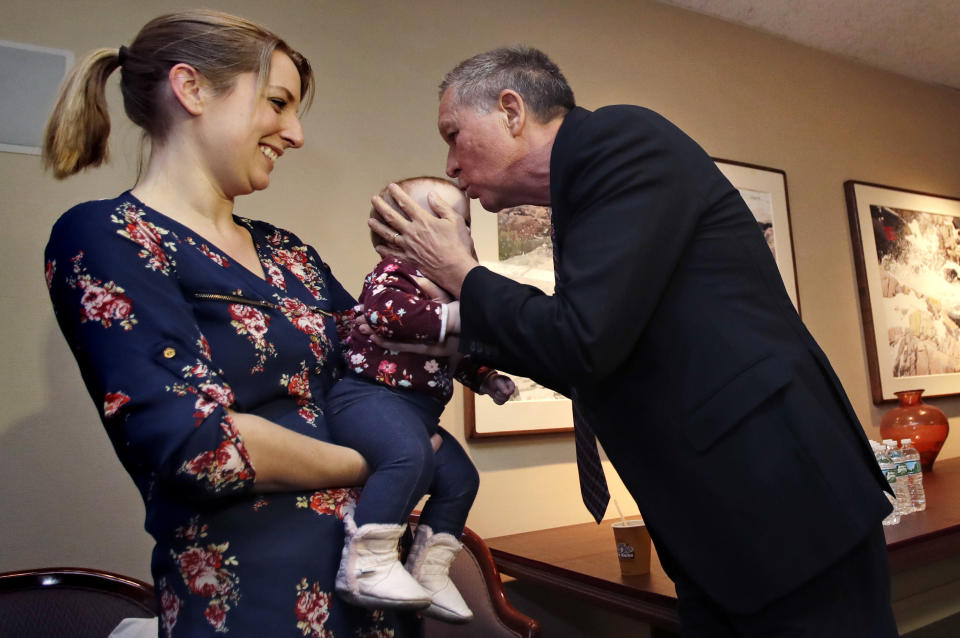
[573,399,610,523]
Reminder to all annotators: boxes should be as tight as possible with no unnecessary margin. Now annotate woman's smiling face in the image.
[197,50,305,198]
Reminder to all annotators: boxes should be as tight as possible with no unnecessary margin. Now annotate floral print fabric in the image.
[345,258,452,400]
[345,257,497,401]
[45,193,415,637]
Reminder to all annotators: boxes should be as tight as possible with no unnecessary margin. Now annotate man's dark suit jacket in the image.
[459,105,892,614]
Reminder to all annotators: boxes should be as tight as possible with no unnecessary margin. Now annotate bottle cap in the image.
[882,439,897,446]
[900,438,912,445]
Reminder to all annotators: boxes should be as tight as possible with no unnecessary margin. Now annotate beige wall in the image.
[1,0,959,582]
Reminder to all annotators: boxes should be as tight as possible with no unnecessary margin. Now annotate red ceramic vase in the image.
[879,389,950,472]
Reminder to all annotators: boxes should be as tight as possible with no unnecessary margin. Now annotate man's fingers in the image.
[386,182,461,223]
[368,215,405,243]
[370,335,431,354]
[369,334,460,356]
[387,183,437,221]
[426,190,459,220]
[371,194,411,233]
[373,243,405,260]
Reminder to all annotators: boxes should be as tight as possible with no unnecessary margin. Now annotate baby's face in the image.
[405,180,471,227]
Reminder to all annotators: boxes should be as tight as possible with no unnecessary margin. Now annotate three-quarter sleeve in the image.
[45,201,255,502]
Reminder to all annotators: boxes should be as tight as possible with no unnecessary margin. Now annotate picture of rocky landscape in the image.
[870,204,960,377]
[480,205,565,402]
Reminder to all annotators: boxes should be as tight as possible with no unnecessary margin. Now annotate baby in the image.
[327,176,514,622]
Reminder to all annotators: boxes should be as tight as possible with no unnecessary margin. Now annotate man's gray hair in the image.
[439,46,575,122]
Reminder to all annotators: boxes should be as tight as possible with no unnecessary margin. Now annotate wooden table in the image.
[882,456,960,570]
[485,456,960,633]
[487,515,680,631]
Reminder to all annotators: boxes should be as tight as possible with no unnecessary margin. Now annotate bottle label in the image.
[905,460,921,475]
[884,468,897,483]
[895,463,909,478]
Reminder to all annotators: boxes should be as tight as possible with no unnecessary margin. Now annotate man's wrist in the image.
[442,259,479,299]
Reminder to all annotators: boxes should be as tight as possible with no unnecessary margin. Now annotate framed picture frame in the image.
[464,202,574,438]
[713,159,800,313]
[845,181,960,403]
[464,387,574,438]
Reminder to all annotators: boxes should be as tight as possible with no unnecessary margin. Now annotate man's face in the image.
[438,88,520,212]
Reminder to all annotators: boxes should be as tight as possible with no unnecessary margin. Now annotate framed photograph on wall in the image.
[714,159,800,313]
[845,181,960,403]
[464,202,574,438]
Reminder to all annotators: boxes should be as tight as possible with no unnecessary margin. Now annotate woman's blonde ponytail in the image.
[41,48,121,179]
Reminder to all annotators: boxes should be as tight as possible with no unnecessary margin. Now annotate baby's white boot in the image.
[335,515,431,609]
[405,524,473,623]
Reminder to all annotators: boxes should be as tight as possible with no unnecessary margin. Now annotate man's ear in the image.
[168,63,205,116]
[498,89,526,137]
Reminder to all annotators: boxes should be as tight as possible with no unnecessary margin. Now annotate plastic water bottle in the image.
[872,441,900,526]
[900,438,927,512]
[884,439,914,515]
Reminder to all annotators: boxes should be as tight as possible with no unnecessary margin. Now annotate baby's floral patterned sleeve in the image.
[359,259,445,343]
[45,200,255,501]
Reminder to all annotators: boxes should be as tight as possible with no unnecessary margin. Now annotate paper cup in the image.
[612,520,651,575]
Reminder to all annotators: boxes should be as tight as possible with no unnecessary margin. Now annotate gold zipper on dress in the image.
[193,292,332,316]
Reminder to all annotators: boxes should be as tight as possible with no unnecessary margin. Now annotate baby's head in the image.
[370,176,469,250]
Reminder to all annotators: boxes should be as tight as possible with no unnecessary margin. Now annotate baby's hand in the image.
[350,305,371,333]
[481,374,516,405]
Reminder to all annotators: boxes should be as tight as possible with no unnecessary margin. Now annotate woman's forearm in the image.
[228,410,369,492]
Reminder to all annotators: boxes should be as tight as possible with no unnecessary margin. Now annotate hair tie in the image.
[117,45,128,67]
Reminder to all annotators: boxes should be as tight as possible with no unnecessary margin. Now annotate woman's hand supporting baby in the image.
[228,409,370,491]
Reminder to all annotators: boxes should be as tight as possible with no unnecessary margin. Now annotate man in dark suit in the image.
[370,46,898,636]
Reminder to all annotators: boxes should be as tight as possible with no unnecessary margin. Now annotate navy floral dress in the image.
[44,192,418,637]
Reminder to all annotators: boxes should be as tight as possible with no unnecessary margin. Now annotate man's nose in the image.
[445,152,460,178]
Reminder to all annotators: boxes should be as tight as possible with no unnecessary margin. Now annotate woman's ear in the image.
[168,63,205,116]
